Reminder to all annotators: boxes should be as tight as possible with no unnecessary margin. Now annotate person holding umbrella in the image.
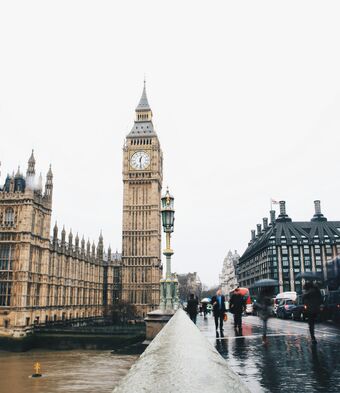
[296,272,324,344]
[255,287,274,343]
[302,281,323,344]
[253,279,277,343]
[229,287,246,335]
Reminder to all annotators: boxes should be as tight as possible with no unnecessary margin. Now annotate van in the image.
[274,292,297,316]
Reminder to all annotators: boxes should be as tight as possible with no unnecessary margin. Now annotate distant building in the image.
[219,250,239,298]
[238,201,340,293]
[0,152,121,337]
[177,272,202,301]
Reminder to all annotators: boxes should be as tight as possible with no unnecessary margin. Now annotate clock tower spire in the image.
[128,81,157,138]
[121,82,163,317]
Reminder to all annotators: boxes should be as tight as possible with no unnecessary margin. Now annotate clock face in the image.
[130,151,150,170]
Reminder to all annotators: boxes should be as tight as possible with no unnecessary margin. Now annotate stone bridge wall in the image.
[113,309,249,393]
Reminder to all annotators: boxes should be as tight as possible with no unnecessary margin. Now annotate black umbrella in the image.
[252,279,278,288]
[295,272,323,281]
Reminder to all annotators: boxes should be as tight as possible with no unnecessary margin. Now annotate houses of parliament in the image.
[0,85,163,336]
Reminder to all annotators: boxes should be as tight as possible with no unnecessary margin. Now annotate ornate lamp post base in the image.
[144,309,175,342]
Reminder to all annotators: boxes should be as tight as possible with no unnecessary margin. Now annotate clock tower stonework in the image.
[121,84,163,317]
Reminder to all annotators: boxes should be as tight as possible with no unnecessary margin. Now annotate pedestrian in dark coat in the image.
[302,282,323,344]
[202,302,208,319]
[211,288,226,336]
[186,294,199,324]
[255,287,273,343]
[229,288,246,335]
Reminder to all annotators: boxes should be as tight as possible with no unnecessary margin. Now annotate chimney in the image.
[263,217,268,230]
[270,210,276,224]
[312,200,327,222]
[314,200,321,215]
[257,224,262,236]
[251,230,256,241]
[279,201,286,216]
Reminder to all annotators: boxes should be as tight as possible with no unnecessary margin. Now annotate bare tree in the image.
[105,300,137,324]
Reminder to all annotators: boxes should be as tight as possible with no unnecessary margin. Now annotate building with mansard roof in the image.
[0,152,121,337]
[238,201,340,294]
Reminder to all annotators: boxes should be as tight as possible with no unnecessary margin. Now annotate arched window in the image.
[4,208,14,226]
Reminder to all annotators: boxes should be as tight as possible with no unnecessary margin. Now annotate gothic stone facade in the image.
[0,153,121,337]
[121,84,163,317]
[238,201,340,294]
[219,250,240,299]
[177,272,202,302]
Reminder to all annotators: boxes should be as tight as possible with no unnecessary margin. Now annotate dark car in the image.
[324,290,340,323]
[277,299,295,319]
[291,295,307,321]
[292,292,330,322]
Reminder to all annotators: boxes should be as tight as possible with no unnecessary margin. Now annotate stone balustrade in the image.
[113,309,250,393]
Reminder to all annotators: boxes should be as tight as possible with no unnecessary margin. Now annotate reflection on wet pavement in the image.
[198,314,340,393]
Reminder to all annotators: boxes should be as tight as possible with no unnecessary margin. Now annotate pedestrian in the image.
[202,302,208,320]
[211,288,226,337]
[186,293,199,324]
[302,282,323,344]
[229,287,246,335]
[255,287,273,343]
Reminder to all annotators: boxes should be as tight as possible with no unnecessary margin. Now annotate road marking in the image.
[214,333,301,340]
[210,332,336,340]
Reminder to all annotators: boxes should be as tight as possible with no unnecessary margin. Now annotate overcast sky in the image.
[1,1,340,285]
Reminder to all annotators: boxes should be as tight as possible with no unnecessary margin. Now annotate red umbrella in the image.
[234,288,251,304]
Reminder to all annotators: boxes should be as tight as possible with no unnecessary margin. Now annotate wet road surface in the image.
[198,313,340,393]
[0,350,137,393]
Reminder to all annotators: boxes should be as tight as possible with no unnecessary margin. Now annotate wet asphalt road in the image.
[197,313,340,393]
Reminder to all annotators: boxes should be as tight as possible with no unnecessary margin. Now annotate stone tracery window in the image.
[4,208,14,226]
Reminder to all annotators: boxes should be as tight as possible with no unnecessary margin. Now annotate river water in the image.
[0,350,138,393]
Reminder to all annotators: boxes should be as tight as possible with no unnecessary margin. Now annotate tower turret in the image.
[26,150,36,189]
[92,242,96,259]
[45,165,53,199]
[26,150,35,176]
[68,230,73,250]
[61,226,66,247]
[75,233,80,254]
[97,231,104,260]
[53,222,58,246]
[86,239,91,256]
[81,236,85,257]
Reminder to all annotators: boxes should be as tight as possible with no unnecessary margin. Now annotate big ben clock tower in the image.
[121,83,163,317]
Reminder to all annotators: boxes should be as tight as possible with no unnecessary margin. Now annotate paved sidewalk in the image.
[196,313,340,393]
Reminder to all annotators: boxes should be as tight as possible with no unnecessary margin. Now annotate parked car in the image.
[324,290,340,323]
[291,295,307,321]
[276,299,296,319]
[292,292,329,322]
[274,292,297,316]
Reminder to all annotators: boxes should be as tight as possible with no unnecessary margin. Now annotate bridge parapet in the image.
[113,309,250,393]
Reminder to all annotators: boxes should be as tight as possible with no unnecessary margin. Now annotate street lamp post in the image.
[160,188,179,311]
